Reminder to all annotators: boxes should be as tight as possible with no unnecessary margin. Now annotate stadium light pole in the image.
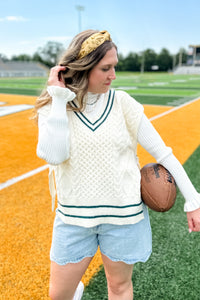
[179,48,182,67]
[76,5,85,32]
[173,54,176,70]
[140,51,145,73]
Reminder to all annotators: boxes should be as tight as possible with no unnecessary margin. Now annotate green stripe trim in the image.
[57,209,143,219]
[72,90,111,126]
[72,90,115,131]
[58,200,143,209]
[91,91,115,131]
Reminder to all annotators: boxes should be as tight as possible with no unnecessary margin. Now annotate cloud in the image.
[0,16,28,22]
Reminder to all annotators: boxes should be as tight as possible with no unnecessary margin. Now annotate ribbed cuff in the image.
[184,193,200,212]
[47,86,76,102]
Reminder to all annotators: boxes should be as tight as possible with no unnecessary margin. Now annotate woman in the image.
[35,30,200,300]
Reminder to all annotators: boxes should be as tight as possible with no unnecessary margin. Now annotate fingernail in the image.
[189,228,192,233]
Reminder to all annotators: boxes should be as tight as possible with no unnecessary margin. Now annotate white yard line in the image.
[0,165,49,191]
[0,104,34,117]
[149,96,200,121]
[0,96,199,191]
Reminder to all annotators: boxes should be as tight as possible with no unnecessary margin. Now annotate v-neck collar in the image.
[71,89,115,132]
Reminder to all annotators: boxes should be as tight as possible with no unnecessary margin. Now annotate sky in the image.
[1,0,200,59]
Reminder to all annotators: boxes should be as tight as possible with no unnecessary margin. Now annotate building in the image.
[187,45,200,66]
[0,60,49,77]
[174,44,200,75]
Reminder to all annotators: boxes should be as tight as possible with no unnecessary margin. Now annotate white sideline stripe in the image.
[149,96,200,121]
[0,165,49,191]
[0,104,34,117]
[0,96,199,191]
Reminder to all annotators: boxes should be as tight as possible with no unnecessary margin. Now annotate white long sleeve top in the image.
[37,86,200,226]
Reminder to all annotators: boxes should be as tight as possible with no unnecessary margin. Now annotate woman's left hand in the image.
[187,207,200,232]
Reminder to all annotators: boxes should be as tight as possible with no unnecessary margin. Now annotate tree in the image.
[11,54,32,61]
[35,41,65,67]
[123,52,140,71]
[0,53,8,62]
[115,53,125,71]
[140,49,157,72]
[157,48,173,71]
[32,52,44,64]
[175,48,187,66]
[0,44,187,72]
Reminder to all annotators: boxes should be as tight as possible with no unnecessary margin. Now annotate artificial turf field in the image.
[0,73,200,299]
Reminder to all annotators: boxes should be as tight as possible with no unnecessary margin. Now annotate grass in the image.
[1,72,200,105]
[113,72,200,106]
[129,94,184,106]
[82,146,200,300]
[0,87,42,96]
[0,77,46,96]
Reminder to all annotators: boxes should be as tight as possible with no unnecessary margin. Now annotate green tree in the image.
[0,53,8,62]
[157,48,173,71]
[123,52,140,71]
[115,53,125,71]
[35,41,65,67]
[175,48,187,66]
[142,49,157,71]
[11,54,32,61]
[32,52,44,64]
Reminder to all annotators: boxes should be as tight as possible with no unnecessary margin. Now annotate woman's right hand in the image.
[47,66,66,88]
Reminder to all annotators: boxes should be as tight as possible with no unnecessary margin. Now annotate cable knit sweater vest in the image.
[47,89,144,227]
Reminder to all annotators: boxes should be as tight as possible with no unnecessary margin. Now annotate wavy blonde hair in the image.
[34,29,117,118]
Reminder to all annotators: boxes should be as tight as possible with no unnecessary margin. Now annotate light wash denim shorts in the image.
[50,204,152,265]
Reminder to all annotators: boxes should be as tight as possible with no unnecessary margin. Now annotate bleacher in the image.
[173,65,200,75]
[174,44,200,75]
[0,60,49,77]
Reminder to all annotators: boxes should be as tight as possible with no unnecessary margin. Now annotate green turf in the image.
[82,146,200,300]
[112,72,200,106]
[0,73,200,106]
[131,94,188,106]
[0,87,42,96]
[112,72,200,89]
[0,77,46,96]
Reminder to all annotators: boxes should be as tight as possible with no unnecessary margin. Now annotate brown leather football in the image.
[141,163,176,212]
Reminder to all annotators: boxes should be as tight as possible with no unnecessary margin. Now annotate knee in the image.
[49,287,57,300]
[49,285,73,300]
[107,277,133,296]
[49,286,60,300]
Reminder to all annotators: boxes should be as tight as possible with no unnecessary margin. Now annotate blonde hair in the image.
[34,29,117,118]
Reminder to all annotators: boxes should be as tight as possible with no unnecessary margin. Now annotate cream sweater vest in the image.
[45,89,144,227]
[37,87,200,226]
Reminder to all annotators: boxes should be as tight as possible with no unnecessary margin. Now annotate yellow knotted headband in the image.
[77,30,112,59]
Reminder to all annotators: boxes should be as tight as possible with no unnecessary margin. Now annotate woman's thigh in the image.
[49,257,92,299]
